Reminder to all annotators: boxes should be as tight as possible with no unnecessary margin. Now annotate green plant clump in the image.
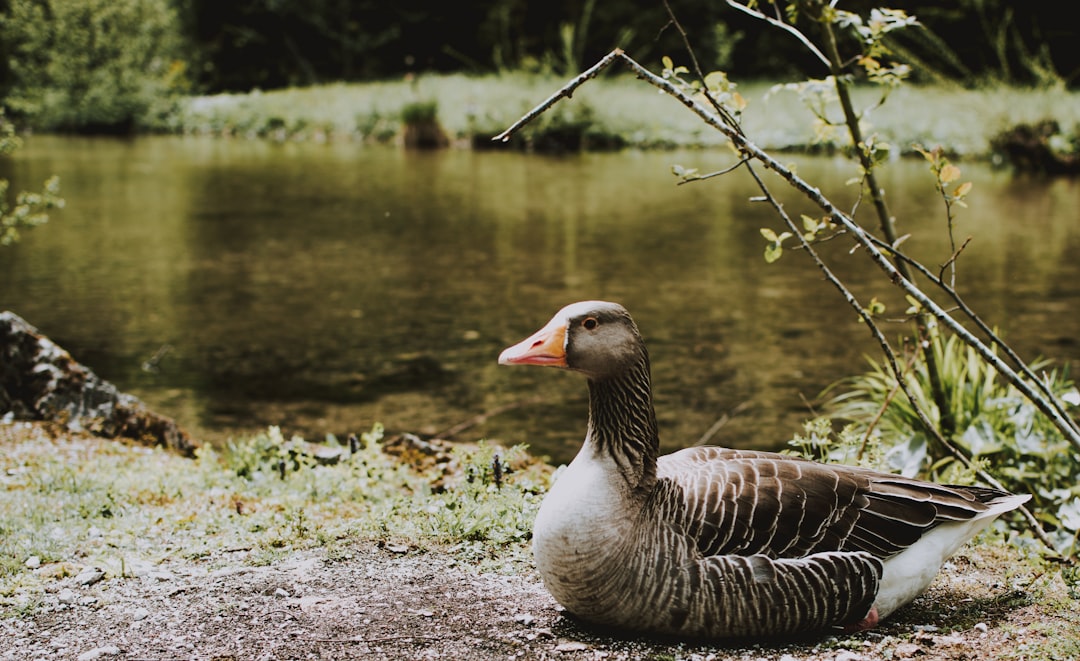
[0,114,64,245]
[0,0,188,132]
[817,332,1080,558]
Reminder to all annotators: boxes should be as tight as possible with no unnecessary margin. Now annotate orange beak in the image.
[498,317,568,367]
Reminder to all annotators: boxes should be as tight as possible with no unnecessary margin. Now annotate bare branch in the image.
[675,158,751,185]
[491,48,625,144]
[724,1,831,69]
[495,48,1080,453]
[495,49,1079,555]
[662,0,744,133]
[868,233,1080,437]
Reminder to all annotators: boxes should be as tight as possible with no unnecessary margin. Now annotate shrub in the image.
[0,0,188,132]
[0,113,63,245]
[819,332,1080,557]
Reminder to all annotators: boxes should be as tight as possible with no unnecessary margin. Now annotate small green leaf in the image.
[704,70,728,91]
[760,227,778,242]
[764,243,783,263]
[662,56,674,70]
[904,294,922,315]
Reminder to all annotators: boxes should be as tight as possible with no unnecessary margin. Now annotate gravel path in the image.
[3,541,1072,661]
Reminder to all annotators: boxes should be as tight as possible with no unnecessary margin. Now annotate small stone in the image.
[834,652,865,661]
[131,607,150,621]
[78,596,98,607]
[894,642,923,658]
[75,567,105,586]
[974,622,989,633]
[385,544,409,554]
[57,589,77,605]
[25,556,40,569]
[274,587,290,598]
[513,612,535,626]
[554,641,589,652]
[76,645,121,660]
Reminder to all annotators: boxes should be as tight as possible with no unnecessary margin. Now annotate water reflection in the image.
[1,137,1078,464]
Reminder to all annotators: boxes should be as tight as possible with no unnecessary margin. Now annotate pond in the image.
[2,136,1079,464]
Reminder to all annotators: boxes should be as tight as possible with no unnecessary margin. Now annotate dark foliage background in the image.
[176,0,1079,92]
[0,0,1076,132]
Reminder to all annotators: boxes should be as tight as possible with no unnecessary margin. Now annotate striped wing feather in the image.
[656,446,1005,561]
[678,551,883,637]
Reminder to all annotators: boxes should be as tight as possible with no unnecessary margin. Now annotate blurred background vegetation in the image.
[0,0,1077,134]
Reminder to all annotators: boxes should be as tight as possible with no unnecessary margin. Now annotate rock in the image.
[77,645,122,660]
[75,567,105,586]
[513,612,535,626]
[0,311,196,456]
[24,555,40,569]
[57,588,77,605]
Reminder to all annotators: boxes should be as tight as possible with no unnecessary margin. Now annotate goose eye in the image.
[582,317,599,330]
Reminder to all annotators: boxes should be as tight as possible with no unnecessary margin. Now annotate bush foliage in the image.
[816,333,1080,557]
[0,0,187,132]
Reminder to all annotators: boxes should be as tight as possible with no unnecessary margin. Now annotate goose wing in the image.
[655,446,1008,561]
[683,550,882,637]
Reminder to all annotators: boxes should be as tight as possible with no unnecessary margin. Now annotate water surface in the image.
[2,136,1078,464]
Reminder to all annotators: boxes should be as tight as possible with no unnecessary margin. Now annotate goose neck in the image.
[584,359,659,491]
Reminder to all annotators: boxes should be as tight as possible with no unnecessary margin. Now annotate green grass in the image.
[164,72,1080,157]
[813,331,1080,559]
[0,422,546,602]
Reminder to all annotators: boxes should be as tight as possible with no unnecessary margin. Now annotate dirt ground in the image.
[2,538,1075,661]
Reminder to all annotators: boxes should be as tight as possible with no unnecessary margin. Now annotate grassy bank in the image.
[167,73,1080,158]
[0,422,546,604]
[2,421,1078,660]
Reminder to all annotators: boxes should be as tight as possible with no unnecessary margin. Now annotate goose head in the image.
[498,301,647,381]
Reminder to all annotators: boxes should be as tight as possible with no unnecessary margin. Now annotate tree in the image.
[0,0,188,132]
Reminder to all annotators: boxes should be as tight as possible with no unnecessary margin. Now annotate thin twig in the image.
[857,345,919,460]
[695,401,752,446]
[662,0,744,134]
[938,235,972,283]
[676,158,751,185]
[435,397,544,439]
[491,48,624,143]
[724,0,831,69]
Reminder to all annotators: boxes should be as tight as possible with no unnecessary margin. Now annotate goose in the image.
[498,300,1029,638]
